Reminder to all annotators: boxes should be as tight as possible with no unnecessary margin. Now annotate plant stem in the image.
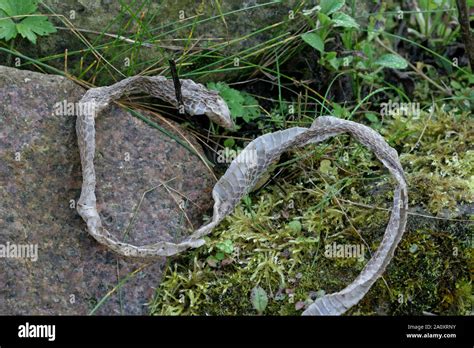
[455,0,474,69]
[6,39,15,66]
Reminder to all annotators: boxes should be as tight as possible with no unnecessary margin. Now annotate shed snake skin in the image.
[76,76,408,315]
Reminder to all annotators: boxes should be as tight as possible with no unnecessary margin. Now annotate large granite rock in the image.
[0,65,215,314]
[39,0,312,50]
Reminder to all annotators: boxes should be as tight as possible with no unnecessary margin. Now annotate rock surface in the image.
[7,0,319,73]
[0,65,215,314]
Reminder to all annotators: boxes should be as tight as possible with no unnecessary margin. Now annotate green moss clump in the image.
[150,107,472,316]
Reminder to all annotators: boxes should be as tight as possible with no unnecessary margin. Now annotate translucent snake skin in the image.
[76,76,408,315]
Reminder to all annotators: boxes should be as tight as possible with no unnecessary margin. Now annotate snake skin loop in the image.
[76,76,408,315]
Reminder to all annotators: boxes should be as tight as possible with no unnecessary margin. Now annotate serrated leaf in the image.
[0,0,37,16]
[16,15,56,44]
[207,82,260,122]
[251,286,268,314]
[374,54,408,69]
[332,12,359,28]
[0,15,16,41]
[301,32,324,53]
[320,0,345,15]
[241,94,260,122]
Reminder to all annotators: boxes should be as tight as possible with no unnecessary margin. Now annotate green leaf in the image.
[318,11,332,26]
[301,32,324,53]
[223,138,235,148]
[331,102,349,117]
[251,286,268,314]
[365,112,379,124]
[0,0,37,16]
[332,12,359,28]
[207,82,260,123]
[450,80,462,90]
[288,220,302,233]
[374,54,408,69]
[0,1,56,44]
[409,244,419,253]
[323,51,341,70]
[16,15,56,44]
[0,14,16,41]
[325,51,337,60]
[328,57,341,70]
[319,159,332,175]
[241,94,260,122]
[216,239,234,254]
[242,195,252,207]
[320,0,345,15]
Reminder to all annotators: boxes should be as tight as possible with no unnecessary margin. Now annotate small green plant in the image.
[301,0,360,71]
[0,0,56,44]
[206,239,234,267]
[207,82,260,124]
[407,0,459,44]
[288,220,302,233]
[251,286,268,315]
[301,0,408,73]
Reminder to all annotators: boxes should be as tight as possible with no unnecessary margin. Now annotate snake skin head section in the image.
[204,96,234,130]
[180,80,234,130]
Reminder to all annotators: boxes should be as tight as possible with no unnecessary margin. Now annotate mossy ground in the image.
[150,108,473,316]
